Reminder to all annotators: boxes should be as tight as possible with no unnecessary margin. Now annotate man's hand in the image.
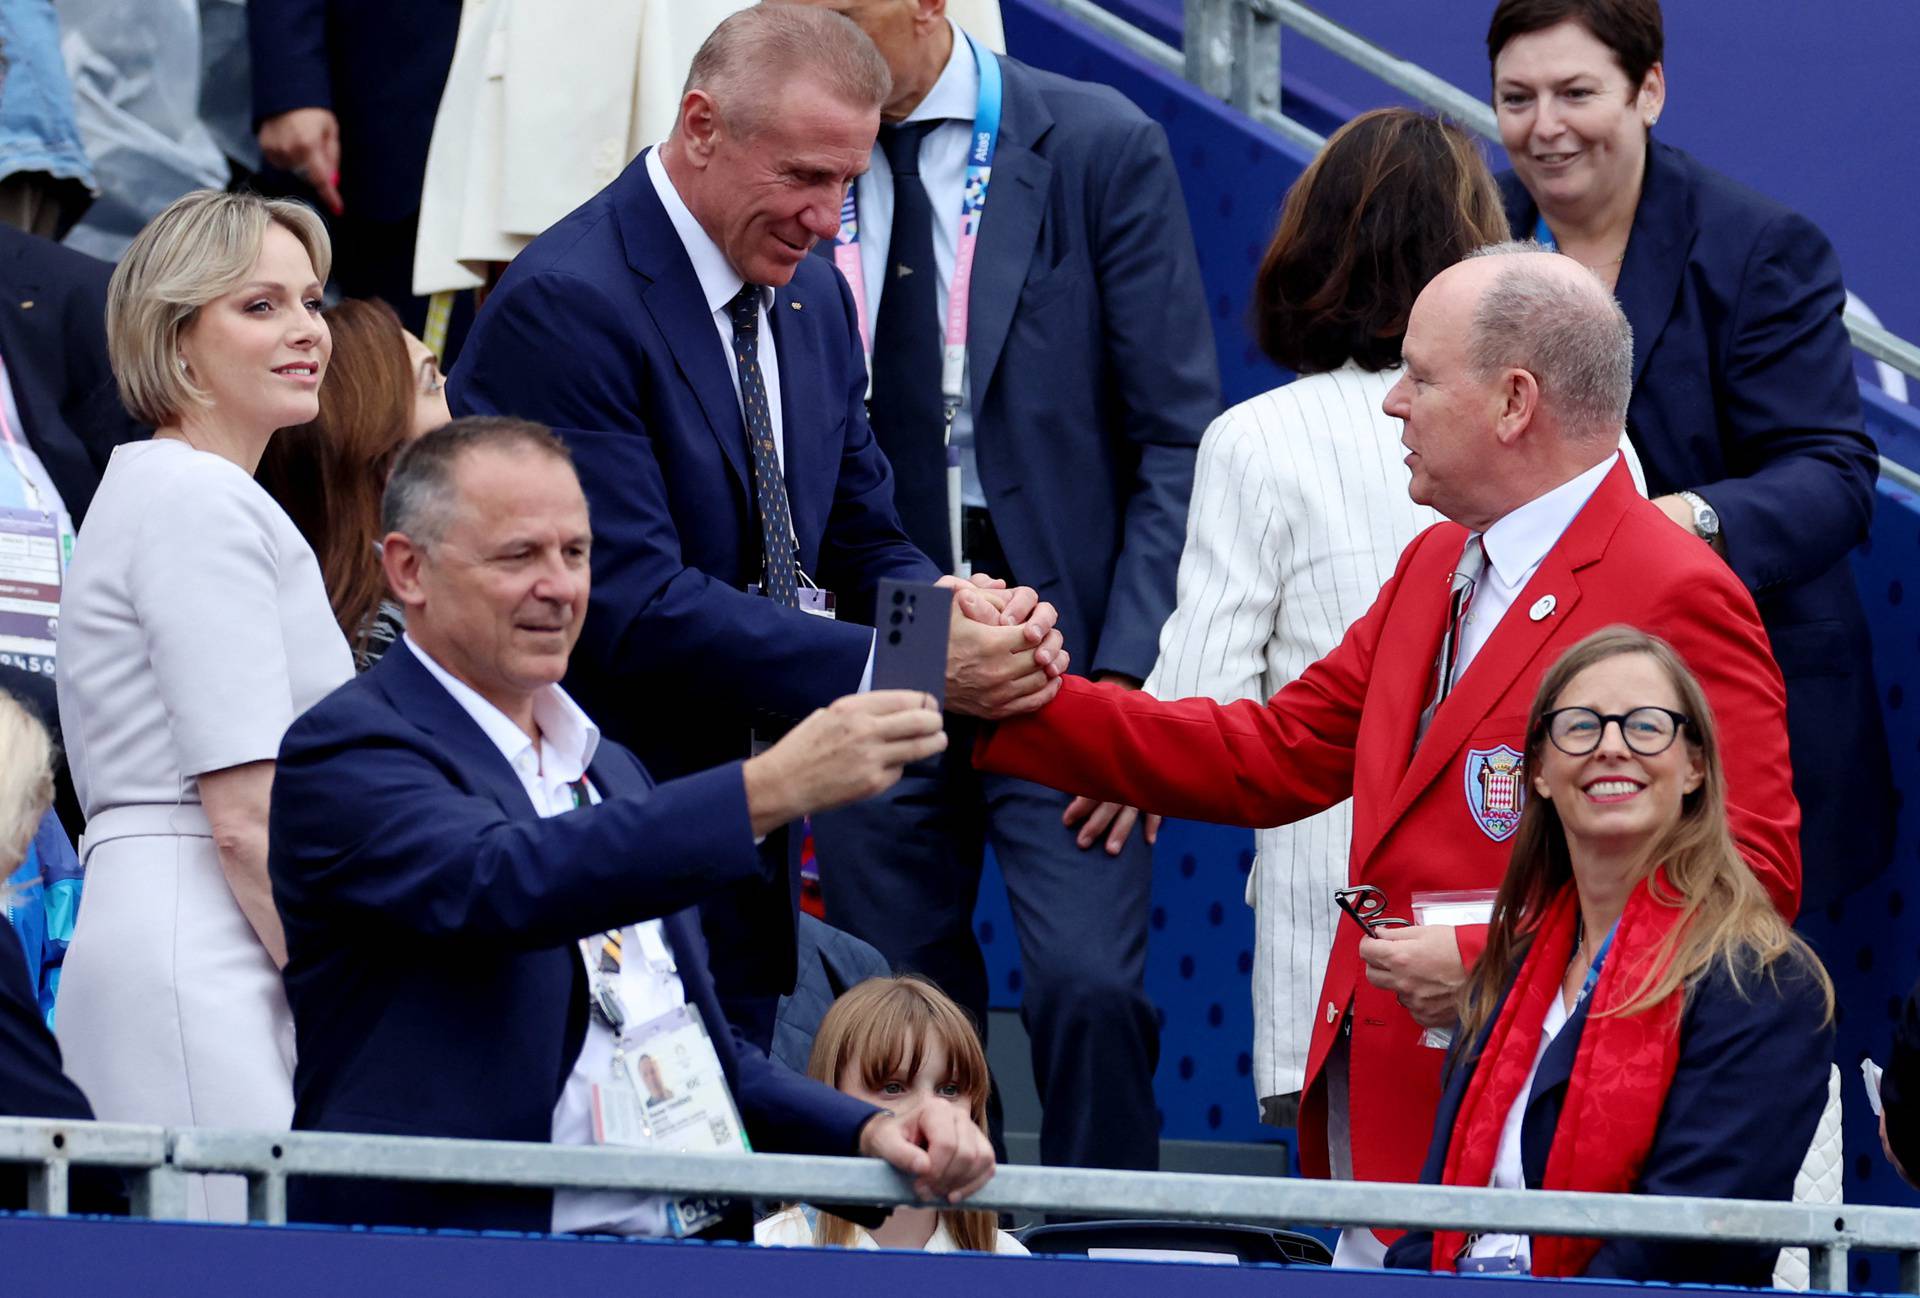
[258,107,344,214]
[1062,673,1160,852]
[939,571,1042,630]
[1358,924,1466,1028]
[858,1105,995,1204]
[946,587,1067,719]
[742,691,944,835]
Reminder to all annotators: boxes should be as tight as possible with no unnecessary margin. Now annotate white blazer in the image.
[1143,363,1645,1104]
[414,0,1007,295]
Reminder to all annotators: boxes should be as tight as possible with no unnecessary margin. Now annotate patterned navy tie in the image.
[728,283,799,608]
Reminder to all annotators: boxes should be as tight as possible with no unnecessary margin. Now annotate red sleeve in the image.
[975,533,1421,827]
[1651,563,1803,916]
[1453,923,1490,969]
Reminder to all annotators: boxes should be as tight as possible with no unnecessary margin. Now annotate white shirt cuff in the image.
[858,630,876,693]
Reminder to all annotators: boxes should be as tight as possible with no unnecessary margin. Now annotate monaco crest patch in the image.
[1464,744,1526,841]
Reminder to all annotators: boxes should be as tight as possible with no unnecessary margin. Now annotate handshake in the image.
[741,574,1066,834]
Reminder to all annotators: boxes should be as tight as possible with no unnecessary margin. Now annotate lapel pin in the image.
[789,300,802,310]
[1529,594,1557,622]
[17,300,31,310]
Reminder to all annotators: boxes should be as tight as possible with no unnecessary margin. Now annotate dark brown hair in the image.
[1486,0,1665,90]
[1458,626,1831,1048]
[1252,108,1509,374]
[256,298,414,660]
[803,977,999,1254]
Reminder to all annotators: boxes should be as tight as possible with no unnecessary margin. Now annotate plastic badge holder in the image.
[1411,888,1497,1049]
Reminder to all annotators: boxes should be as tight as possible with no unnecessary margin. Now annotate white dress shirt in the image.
[1454,452,1620,681]
[645,145,785,473]
[403,636,686,1237]
[851,19,987,508]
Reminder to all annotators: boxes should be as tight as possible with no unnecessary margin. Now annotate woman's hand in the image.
[198,760,286,968]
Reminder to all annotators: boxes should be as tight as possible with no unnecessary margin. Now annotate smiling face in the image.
[677,75,877,286]
[176,222,330,433]
[1493,20,1663,224]
[1532,651,1703,862]
[396,446,591,729]
[837,1031,974,1125]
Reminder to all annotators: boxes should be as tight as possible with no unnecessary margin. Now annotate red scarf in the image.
[1431,874,1686,1276]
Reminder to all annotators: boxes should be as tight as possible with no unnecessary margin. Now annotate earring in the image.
[1647,115,1659,127]
[176,355,188,374]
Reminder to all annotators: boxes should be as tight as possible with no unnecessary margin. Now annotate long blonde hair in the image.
[0,691,53,908]
[1459,626,1831,1045]
[803,976,999,1253]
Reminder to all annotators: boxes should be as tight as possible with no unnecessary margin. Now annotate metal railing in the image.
[1027,0,1920,495]
[5,1117,1920,1291]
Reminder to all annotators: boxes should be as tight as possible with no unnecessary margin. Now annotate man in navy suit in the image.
[778,0,1218,1172]
[269,417,992,1235]
[249,0,463,340]
[447,5,1067,1043]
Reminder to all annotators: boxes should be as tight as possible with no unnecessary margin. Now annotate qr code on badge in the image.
[710,1116,730,1144]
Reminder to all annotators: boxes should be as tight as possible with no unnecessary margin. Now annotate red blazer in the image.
[976,460,1798,1188]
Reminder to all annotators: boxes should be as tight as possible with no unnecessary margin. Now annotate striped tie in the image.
[728,284,800,608]
[1416,536,1486,744]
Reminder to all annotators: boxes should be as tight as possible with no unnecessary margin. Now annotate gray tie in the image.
[1416,536,1487,744]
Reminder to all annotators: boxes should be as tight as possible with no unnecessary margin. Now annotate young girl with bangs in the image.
[756,975,1029,1255]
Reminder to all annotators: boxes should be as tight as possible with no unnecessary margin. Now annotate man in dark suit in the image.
[448,5,1067,1044]
[269,417,991,1234]
[777,0,1217,1172]
[0,226,146,835]
[248,0,463,342]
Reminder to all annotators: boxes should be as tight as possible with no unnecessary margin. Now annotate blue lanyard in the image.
[1532,214,1557,250]
[1573,921,1616,1009]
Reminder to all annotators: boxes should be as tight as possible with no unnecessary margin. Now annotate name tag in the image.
[0,507,61,672]
[590,1003,750,1237]
[747,582,837,620]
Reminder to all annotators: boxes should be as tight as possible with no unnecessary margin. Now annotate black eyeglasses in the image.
[1538,706,1691,757]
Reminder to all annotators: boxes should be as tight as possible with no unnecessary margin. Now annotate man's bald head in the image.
[1449,243,1634,442]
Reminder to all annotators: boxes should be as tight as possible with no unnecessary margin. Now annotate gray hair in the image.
[107,189,332,427]
[0,690,51,897]
[382,416,576,549]
[680,5,891,136]
[1464,240,1633,439]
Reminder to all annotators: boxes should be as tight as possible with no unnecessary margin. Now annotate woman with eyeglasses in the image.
[257,298,450,670]
[1384,625,1832,1285]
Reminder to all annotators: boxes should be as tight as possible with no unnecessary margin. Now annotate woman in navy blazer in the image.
[1488,0,1891,908]
[1383,627,1832,1284]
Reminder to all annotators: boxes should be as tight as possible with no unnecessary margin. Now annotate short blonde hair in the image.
[107,190,332,427]
[0,691,52,879]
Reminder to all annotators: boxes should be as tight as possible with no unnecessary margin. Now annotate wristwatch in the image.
[1676,490,1721,544]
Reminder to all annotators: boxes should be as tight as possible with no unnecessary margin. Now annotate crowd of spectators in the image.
[0,0,1906,1284]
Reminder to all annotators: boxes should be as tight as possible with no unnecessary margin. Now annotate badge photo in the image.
[1464,744,1526,842]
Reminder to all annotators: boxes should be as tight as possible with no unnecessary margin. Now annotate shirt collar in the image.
[903,19,979,125]
[1479,452,1619,587]
[644,145,773,320]
[402,635,601,778]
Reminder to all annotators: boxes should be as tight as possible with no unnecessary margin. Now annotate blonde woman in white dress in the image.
[54,190,354,1220]
[1068,110,1642,1127]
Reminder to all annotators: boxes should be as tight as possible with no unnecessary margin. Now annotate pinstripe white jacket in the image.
[1144,363,1643,1104]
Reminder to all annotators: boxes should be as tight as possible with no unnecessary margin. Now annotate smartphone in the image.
[873,579,948,709]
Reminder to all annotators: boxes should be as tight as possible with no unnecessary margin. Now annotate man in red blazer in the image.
[973,245,1799,1262]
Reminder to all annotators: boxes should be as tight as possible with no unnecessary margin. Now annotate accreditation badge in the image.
[589,1003,752,1238]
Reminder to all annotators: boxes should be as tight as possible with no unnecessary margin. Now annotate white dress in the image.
[53,439,353,1221]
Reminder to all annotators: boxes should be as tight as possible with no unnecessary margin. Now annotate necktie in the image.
[1416,536,1487,743]
[728,284,799,608]
[866,119,950,569]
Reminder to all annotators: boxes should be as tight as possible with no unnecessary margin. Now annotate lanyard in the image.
[1572,920,1616,1010]
[832,31,1003,575]
[0,351,47,516]
[1532,214,1557,251]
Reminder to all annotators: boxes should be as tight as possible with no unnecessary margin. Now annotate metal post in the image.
[1809,1243,1851,1293]
[132,1165,192,1221]
[1900,1248,1920,1294]
[247,1169,289,1226]
[1184,0,1233,101]
[25,1158,69,1216]
[1229,0,1281,117]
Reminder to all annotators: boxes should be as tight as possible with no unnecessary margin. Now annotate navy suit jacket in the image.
[1384,952,1832,1285]
[857,54,1216,680]
[247,0,461,223]
[269,642,880,1235]
[1502,140,1891,905]
[448,152,937,1002]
